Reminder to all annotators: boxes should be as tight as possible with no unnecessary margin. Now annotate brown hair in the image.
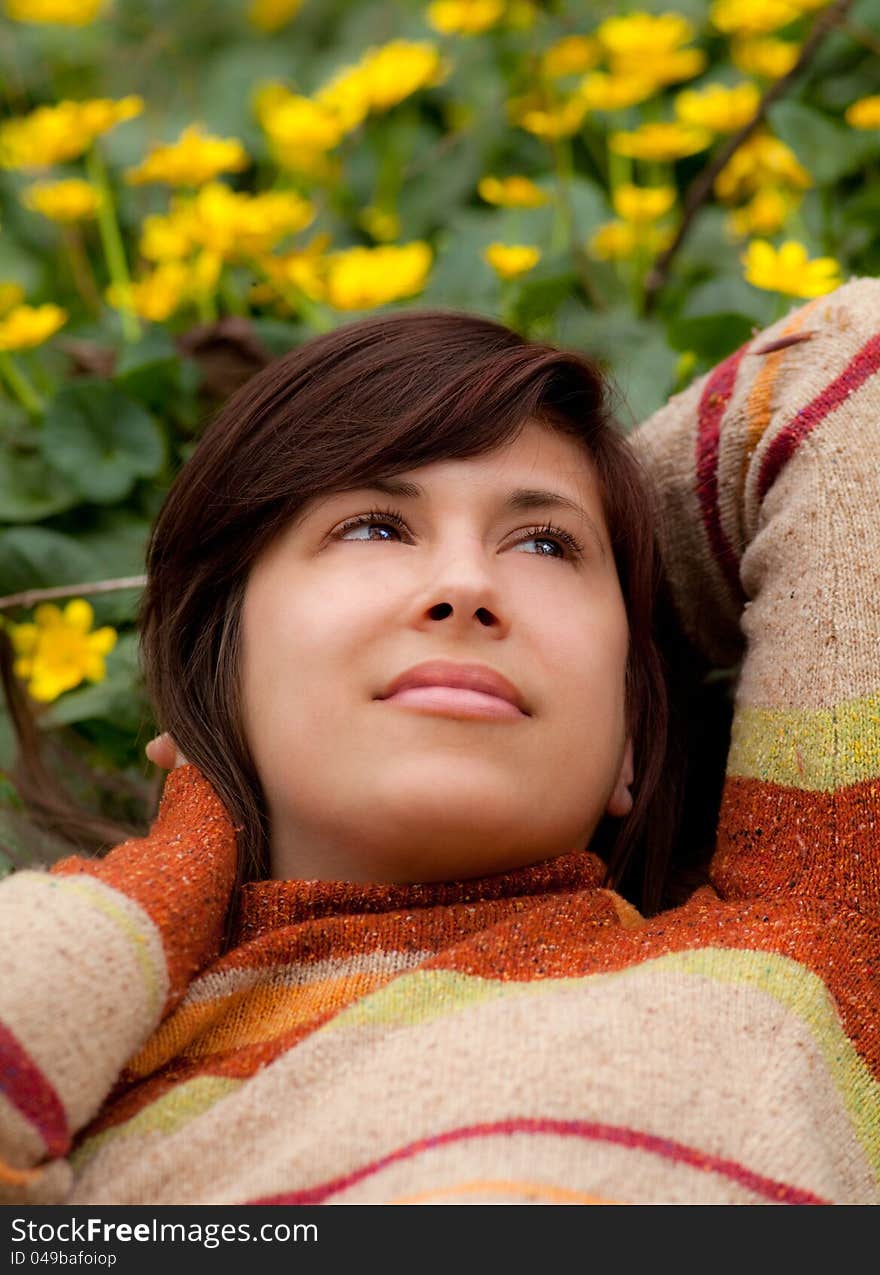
[0,309,711,938]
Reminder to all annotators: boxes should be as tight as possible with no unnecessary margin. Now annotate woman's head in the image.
[136,308,674,912]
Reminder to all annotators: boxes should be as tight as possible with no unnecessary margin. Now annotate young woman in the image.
[1,279,878,1205]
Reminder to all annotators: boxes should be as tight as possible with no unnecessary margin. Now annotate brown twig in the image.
[0,576,146,613]
[643,0,854,315]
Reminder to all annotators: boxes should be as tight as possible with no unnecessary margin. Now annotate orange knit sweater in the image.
[1,279,878,1204]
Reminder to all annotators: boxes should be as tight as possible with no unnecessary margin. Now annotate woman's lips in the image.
[380,685,526,720]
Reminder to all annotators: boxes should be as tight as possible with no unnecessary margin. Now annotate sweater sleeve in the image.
[0,764,239,1204]
[628,275,880,916]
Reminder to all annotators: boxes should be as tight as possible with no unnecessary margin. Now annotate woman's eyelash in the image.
[333,505,585,559]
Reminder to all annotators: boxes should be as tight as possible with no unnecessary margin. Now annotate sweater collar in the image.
[234,847,607,943]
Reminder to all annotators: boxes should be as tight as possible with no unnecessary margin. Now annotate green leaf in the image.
[114,333,201,429]
[397,120,502,239]
[681,275,776,327]
[666,313,755,362]
[0,526,103,603]
[508,261,579,335]
[114,329,178,377]
[767,101,877,185]
[0,703,16,774]
[40,380,166,505]
[418,210,506,311]
[71,509,151,628]
[526,177,610,245]
[0,450,79,523]
[556,302,679,430]
[248,318,305,357]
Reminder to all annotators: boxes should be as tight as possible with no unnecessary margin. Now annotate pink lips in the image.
[377,660,529,719]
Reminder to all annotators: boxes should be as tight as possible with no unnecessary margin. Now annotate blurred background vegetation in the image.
[0,0,877,870]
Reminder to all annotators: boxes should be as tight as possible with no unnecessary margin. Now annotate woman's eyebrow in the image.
[357,476,607,561]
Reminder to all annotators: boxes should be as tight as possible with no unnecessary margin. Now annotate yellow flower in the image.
[106,261,191,322]
[125,124,249,187]
[845,96,880,130]
[257,86,349,152]
[539,34,600,78]
[577,71,656,112]
[357,41,449,113]
[505,0,536,28]
[140,183,315,264]
[324,242,432,310]
[8,600,117,704]
[645,48,709,88]
[726,186,797,237]
[483,242,541,279]
[247,0,302,32]
[21,178,101,222]
[587,220,672,261]
[477,175,548,207]
[714,131,810,201]
[0,96,143,169]
[710,0,801,35]
[742,239,841,297]
[612,183,676,223]
[426,0,505,35]
[233,189,315,253]
[730,37,800,78]
[0,282,25,316]
[259,234,331,303]
[4,0,105,24]
[139,209,192,261]
[674,82,760,133]
[596,13,706,87]
[316,42,448,127]
[0,303,66,350]
[511,93,589,138]
[609,121,712,161]
[357,205,402,242]
[311,71,372,134]
[597,12,695,60]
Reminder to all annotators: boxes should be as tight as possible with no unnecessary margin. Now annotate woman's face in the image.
[240,418,634,883]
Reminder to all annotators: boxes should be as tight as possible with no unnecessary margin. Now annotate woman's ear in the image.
[145,733,189,769]
[605,735,634,818]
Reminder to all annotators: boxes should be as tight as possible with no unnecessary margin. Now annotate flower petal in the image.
[63,598,95,633]
[87,627,118,656]
[34,603,63,628]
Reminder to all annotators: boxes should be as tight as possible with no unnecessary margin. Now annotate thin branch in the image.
[0,576,146,613]
[643,0,854,315]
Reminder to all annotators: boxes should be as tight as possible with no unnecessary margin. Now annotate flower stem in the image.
[0,351,45,417]
[196,288,218,324]
[548,132,603,310]
[61,226,102,315]
[607,146,631,195]
[85,144,141,343]
[220,270,246,317]
[549,133,573,254]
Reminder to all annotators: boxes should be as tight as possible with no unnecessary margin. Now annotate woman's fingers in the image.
[145,733,188,769]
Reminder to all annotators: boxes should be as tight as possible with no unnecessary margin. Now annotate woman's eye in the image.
[337,513,407,542]
[334,510,582,560]
[514,534,566,558]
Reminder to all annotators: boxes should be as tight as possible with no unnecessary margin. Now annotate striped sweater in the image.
[1,278,879,1205]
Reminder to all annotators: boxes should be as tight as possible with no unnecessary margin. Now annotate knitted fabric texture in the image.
[1,278,878,1205]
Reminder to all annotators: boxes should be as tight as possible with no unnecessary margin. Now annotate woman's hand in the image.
[144,732,189,769]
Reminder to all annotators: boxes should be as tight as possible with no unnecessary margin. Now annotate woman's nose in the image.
[412,544,509,633]
[426,599,499,627]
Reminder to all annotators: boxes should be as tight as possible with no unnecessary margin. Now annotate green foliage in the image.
[41,381,166,503]
[0,0,877,839]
